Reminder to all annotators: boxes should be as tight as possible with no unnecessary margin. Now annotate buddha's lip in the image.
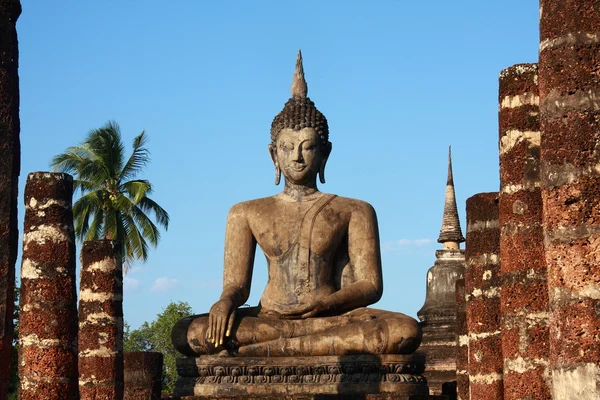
[289,165,306,171]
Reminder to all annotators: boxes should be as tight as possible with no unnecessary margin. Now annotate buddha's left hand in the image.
[280,299,333,319]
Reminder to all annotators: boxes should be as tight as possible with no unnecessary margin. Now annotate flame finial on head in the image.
[271,50,329,150]
[291,49,308,98]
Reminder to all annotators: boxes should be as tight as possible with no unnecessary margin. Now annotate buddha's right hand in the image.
[206,298,237,346]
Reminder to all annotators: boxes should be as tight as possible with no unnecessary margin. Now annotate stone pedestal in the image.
[175,354,428,398]
[175,395,443,400]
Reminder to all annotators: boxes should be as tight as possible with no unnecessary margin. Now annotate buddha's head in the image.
[269,50,331,186]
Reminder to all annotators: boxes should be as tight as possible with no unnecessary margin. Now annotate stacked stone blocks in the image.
[79,240,125,399]
[455,279,468,400]
[124,352,163,400]
[464,193,503,400]
[18,172,78,400]
[539,1,600,398]
[498,63,552,399]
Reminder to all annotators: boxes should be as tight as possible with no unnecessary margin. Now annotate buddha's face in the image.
[271,127,327,186]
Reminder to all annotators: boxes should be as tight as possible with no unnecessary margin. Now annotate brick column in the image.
[455,279,469,400]
[124,352,163,400]
[18,172,78,400]
[498,64,551,399]
[465,193,503,400]
[0,1,21,398]
[539,1,600,398]
[79,240,124,399]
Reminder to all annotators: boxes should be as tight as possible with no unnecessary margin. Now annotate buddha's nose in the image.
[292,147,303,162]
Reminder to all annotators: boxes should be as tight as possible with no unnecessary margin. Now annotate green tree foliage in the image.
[124,301,193,395]
[50,121,169,267]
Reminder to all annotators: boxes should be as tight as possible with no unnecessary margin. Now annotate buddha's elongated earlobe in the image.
[319,161,326,184]
[319,142,332,184]
[268,144,281,185]
[274,166,281,185]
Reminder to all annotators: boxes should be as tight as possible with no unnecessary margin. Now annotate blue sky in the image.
[16,1,540,329]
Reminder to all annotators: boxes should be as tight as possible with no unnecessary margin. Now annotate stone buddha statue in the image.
[172,51,421,358]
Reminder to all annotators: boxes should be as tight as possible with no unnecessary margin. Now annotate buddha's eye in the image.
[280,142,294,152]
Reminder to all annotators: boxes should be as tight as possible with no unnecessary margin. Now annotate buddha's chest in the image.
[249,202,348,258]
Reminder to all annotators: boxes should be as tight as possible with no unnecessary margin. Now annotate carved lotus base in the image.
[174,354,429,398]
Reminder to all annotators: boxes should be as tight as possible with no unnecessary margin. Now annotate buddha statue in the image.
[172,51,421,358]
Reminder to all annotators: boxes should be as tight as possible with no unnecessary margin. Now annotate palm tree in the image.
[51,121,169,267]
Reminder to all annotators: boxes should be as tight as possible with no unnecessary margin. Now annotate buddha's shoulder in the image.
[227,194,377,216]
[227,196,280,215]
[331,195,377,215]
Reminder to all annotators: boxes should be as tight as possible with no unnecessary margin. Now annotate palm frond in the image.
[74,207,92,240]
[137,197,170,230]
[77,159,109,185]
[50,145,93,173]
[116,211,132,271]
[119,131,150,182]
[73,179,101,195]
[84,210,105,242]
[51,145,109,188]
[131,205,160,246]
[120,212,135,263]
[121,211,149,262]
[85,121,125,181]
[121,180,152,204]
[73,190,105,241]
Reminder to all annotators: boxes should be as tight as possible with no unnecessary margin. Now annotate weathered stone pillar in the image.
[465,193,502,400]
[498,64,551,399]
[124,352,163,400]
[79,240,124,400]
[18,172,78,400]
[455,279,469,400]
[417,148,465,396]
[539,1,600,398]
[0,1,21,398]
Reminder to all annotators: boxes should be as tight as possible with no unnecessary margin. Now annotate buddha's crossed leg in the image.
[173,307,421,357]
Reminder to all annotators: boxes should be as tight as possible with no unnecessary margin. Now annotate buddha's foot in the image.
[216,349,233,357]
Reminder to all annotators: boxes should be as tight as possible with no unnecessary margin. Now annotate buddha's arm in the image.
[327,201,383,311]
[207,203,257,345]
[221,202,257,306]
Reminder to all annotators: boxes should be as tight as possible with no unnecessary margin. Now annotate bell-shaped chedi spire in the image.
[291,49,308,98]
[418,148,466,392]
[438,146,465,247]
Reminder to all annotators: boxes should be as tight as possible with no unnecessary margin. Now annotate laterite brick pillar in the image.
[498,64,551,399]
[18,172,78,400]
[455,279,469,400]
[539,1,600,398]
[0,1,21,398]
[124,352,163,400]
[79,240,124,399]
[465,193,503,399]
